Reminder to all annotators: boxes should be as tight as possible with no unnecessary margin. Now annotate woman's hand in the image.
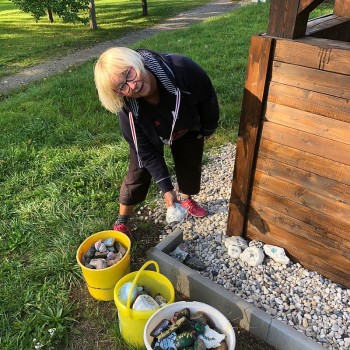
[164,190,178,208]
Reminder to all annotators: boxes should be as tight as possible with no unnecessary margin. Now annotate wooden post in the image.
[334,0,350,16]
[227,35,274,237]
[267,0,324,39]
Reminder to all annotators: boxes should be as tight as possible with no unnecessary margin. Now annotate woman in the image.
[94,47,219,237]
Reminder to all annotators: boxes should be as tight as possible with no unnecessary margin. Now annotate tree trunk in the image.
[89,0,98,29]
[47,8,54,23]
[142,0,148,16]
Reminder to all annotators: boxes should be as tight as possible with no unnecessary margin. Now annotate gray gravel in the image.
[140,143,350,350]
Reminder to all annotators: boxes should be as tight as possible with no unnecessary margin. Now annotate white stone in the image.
[239,247,264,267]
[118,282,141,305]
[199,325,225,348]
[166,203,187,223]
[227,245,241,259]
[225,236,248,250]
[132,294,160,311]
[263,244,290,264]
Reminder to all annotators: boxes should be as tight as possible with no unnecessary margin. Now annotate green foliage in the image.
[18,301,78,349]
[10,0,90,23]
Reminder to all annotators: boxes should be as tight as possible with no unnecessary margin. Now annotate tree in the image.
[89,0,97,29]
[11,0,90,24]
[141,0,148,16]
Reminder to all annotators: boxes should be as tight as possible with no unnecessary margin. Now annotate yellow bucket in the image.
[76,230,131,301]
[114,260,175,347]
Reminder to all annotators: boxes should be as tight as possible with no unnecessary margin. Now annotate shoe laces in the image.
[184,198,198,209]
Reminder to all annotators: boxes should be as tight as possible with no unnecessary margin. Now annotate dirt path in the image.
[0,0,240,94]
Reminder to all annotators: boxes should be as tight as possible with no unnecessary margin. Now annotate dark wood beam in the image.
[267,0,325,39]
[227,35,274,237]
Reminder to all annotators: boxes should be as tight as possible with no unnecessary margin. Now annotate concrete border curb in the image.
[147,228,324,350]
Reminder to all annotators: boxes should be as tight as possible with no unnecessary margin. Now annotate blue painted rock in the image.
[118,282,139,305]
[103,237,115,247]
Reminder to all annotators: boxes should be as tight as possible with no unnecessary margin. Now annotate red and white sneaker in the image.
[180,199,208,218]
[113,223,132,238]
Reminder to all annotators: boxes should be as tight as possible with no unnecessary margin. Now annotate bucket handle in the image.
[126,260,160,314]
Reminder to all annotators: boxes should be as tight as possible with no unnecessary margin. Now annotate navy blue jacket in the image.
[119,49,219,194]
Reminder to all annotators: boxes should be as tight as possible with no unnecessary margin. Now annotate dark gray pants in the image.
[119,132,204,205]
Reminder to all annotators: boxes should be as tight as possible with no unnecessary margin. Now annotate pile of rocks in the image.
[225,236,290,266]
[81,237,127,269]
[148,307,228,350]
[141,143,350,350]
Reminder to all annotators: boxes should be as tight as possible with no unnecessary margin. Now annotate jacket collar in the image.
[124,50,178,117]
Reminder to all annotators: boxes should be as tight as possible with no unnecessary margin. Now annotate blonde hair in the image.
[94,47,146,114]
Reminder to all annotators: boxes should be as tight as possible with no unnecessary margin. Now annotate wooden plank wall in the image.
[245,37,350,287]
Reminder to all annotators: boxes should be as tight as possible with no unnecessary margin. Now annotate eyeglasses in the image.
[115,67,137,96]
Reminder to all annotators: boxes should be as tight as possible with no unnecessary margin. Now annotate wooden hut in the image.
[227,0,350,288]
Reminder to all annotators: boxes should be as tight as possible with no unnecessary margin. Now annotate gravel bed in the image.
[139,143,350,350]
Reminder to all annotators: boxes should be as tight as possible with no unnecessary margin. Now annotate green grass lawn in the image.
[0,0,210,78]
[0,1,334,349]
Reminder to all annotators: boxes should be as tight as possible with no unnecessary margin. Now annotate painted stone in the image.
[118,282,139,305]
[98,242,107,253]
[199,325,225,348]
[154,332,177,350]
[150,319,171,337]
[263,244,290,264]
[174,331,196,349]
[85,246,96,258]
[154,294,168,307]
[103,237,115,247]
[94,239,102,251]
[190,311,207,326]
[177,307,191,319]
[106,251,116,260]
[249,240,264,249]
[194,322,206,334]
[169,246,189,262]
[158,317,189,340]
[227,245,241,259]
[239,246,264,267]
[94,251,108,258]
[89,258,106,269]
[184,255,206,271]
[224,236,248,250]
[115,242,127,255]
